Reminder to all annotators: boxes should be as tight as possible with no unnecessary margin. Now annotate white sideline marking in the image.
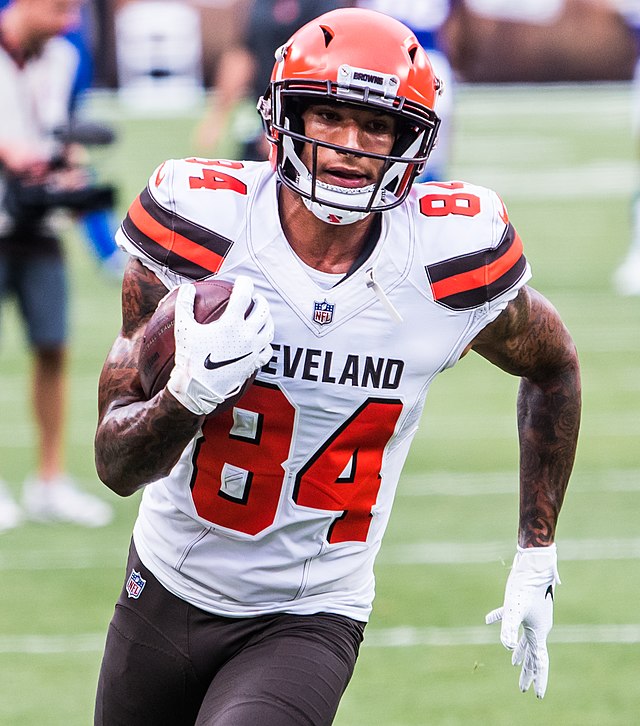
[398,469,640,496]
[3,411,639,446]
[7,408,636,446]
[418,412,640,438]
[2,537,639,572]
[0,548,125,571]
[364,624,640,648]
[2,625,640,654]
[458,161,635,200]
[0,634,105,654]
[457,82,632,116]
[379,538,640,565]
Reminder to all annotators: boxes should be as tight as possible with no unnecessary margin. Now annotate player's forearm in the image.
[95,392,204,497]
[516,360,581,548]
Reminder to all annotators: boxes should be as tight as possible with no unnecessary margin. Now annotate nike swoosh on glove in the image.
[485,543,560,699]
[167,276,274,416]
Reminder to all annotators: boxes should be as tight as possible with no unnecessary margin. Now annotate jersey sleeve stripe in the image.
[141,188,233,259]
[437,255,528,309]
[426,224,527,309]
[430,226,523,297]
[122,188,232,277]
[120,217,214,279]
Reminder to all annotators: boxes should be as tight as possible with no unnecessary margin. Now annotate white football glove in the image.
[167,276,274,416]
[485,544,560,699]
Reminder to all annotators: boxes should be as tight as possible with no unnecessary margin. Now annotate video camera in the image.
[3,121,117,229]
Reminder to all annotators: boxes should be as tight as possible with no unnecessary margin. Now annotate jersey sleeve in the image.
[115,158,237,288]
[417,182,530,310]
[426,220,529,313]
[413,181,532,364]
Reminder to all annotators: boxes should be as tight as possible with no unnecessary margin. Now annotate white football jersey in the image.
[116,159,530,621]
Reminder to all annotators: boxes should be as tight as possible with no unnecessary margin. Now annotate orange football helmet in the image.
[259,7,442,224]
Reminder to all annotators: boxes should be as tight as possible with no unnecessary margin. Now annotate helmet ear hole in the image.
[320,25,334,47]
[393,121,422,158]
[408,45,418,64]
[282,97,309,157]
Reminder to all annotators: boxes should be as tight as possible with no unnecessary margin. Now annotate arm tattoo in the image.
[472,287,581,547]
[95,260,205,496]
[518,367,581,547]
[121,258,169,334]
[96,342,204,496]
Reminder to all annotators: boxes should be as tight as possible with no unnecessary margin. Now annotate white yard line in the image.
[457,165,635,199]
[451,84,635,197]
[415,412,640,439]
[3,409,635,446]
[364,623,640,648]
[456,82,632,118]
[1,535,639,572]
[379,538,640,565]
[398,469,640,495]
[0,633,105,654]
[0,548,126,571]
[2,624,640,654]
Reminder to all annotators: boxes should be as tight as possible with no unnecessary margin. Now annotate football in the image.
[138,279,256,409]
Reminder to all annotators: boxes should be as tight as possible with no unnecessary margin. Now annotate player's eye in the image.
[366,118,394,137]
[317,109,339,122]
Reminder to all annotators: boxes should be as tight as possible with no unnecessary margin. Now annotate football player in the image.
[94,8,581,725]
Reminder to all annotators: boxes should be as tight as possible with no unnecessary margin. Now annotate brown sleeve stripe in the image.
[426,224,527,309]
[121,187,232,279]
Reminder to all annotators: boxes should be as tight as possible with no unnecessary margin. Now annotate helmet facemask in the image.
[260,66,441,225]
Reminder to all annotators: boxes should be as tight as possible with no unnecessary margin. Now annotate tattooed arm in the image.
[469,285,581,548]
[95,258,205,496]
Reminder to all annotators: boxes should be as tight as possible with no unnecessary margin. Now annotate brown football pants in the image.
[94,541,366,726]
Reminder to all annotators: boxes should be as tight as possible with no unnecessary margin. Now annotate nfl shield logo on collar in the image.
[313,300,334,325]
[126,569,146,599]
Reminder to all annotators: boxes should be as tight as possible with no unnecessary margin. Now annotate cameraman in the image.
[0,0,112,530]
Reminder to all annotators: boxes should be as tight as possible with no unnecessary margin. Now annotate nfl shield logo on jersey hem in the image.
[313,300,335,325]
[126,570,146,599]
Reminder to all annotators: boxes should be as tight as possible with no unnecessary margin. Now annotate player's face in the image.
[300,103,397,189]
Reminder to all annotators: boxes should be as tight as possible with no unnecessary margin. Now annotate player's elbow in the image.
[94,436,146,498]
[520,344,582,429]
[545,342,581,392]
[94,456,139,498]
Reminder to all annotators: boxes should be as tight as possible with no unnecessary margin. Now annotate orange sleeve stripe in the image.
[128,195,225,273]
[431,232,524,299]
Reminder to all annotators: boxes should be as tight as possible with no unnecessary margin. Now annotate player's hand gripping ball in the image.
[138,279,268,413]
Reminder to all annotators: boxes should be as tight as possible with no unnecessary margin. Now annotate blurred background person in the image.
[0,0,113,529]
[194,0,350,160]
[354,0,456,181]
[62,0,124,281]
[614,0,640,295]
[0,0,124,278]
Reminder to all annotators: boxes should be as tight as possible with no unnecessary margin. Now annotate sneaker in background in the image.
[22,475,113,528]
[613,249,640,296]
[0,480,23,533]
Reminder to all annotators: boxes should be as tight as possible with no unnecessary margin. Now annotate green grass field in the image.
[1,83,639,725]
